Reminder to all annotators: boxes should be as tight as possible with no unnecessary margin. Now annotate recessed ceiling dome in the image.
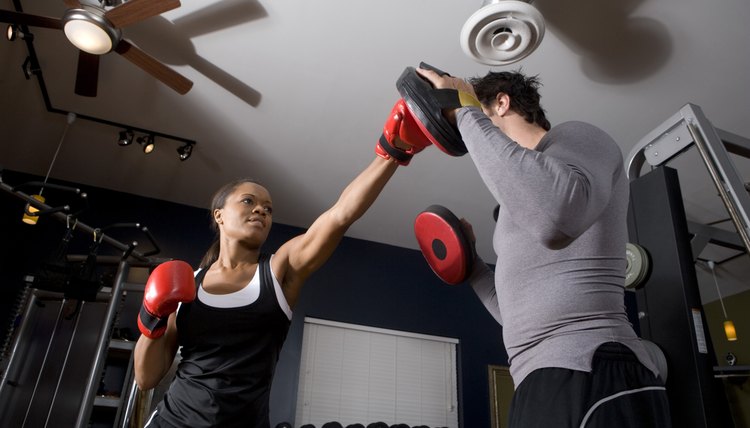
[460,0,545,65]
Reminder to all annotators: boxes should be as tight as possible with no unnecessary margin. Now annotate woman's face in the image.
[214,182,273,245]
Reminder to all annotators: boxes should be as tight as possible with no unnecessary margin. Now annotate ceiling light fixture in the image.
[7,24,33,42]
[137,134,155,154]
[118,129,134,146]
[62,6,121,55]
[177,143,193,161]
[4,16,196,162]
[115,127,196,160]
[119,130,195,160]
[461,0,546,65]
[6,24,17,41]
[707,260,738,341]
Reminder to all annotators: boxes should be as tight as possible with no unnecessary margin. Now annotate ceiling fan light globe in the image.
[64,20,112,54]
[62,8,120,55]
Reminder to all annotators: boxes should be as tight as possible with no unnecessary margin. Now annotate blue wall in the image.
[1,170,507,427]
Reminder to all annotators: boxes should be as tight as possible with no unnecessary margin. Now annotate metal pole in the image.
[120,379,141,427]
[74,260,131,428]
[0,291,38,402]
[688,121,750,255]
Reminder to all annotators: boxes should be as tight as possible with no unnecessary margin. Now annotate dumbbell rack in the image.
[626,103,749,428]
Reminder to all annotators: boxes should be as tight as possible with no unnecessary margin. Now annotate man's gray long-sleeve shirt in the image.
[457,107,659,387]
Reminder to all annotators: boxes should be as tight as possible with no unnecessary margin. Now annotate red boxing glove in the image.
[376,98,434,165]
[137,260,196,339]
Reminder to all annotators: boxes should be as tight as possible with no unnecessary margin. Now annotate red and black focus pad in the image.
[414,205,474,285]
[396,63,468,157]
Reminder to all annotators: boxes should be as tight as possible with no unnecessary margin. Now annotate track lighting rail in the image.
[4,0,197,156]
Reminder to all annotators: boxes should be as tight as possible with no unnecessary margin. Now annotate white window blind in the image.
[295,318,459,427]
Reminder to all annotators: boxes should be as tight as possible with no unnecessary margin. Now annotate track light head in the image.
[137,134,155,154]
[177,143,193,161]
[118,129,134,146]
[6,24,17,41]
[21,56,39,80]
[118,130,193,160]
[7,24,33,42]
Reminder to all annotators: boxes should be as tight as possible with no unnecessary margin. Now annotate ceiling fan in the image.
[1,0,193,97]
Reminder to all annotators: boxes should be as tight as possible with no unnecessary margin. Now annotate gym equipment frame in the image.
[627,103,749,428]
[627,102,750,256]
[0,178,161,427]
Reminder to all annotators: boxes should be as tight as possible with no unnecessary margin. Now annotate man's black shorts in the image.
[508,342,672,428]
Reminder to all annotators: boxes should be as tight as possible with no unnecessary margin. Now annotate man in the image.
[412,67,671,427]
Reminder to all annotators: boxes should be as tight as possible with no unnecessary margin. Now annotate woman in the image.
[133,153,402,427]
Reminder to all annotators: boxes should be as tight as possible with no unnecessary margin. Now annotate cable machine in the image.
[626,103,749,427]
[0,175,164,427]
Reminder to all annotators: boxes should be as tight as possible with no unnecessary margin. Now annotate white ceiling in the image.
[1,0,749,303]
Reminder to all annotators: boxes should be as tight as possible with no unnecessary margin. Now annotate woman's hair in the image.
[470,70,551,131]
[198,178,263,270]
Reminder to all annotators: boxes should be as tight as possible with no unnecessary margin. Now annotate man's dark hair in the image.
[470,70,551,131]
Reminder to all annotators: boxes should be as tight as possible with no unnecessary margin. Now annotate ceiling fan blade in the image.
[114,39,193,94]
[74,51,100,97]
[104,0,181,28]
[63,0,82,8]
[0,10,63,30]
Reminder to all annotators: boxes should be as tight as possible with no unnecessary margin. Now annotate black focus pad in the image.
[396,66,468,156]
[414,205,474,285]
